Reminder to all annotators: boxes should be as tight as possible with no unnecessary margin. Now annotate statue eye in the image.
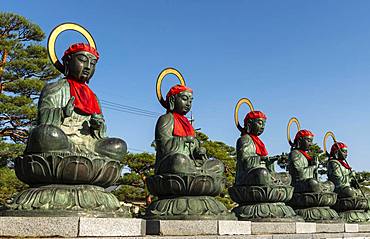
[77,55,88,62]
[181,96,188,101]
[91,60,97,65]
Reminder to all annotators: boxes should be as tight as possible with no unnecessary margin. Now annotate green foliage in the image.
[0,141,24,166]
[0,12,60,153]
[196,131,237,209]
[0,167,28,206]
[113,153,155,203]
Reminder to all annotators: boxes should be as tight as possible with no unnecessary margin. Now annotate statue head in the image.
[243,111,266,136]
[166,84,193,115]
[62,43,100,83]
[293,129,314,151]
[330,142,348,160]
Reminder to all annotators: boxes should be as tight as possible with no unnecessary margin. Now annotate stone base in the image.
[294,206,339,222]
[2,184,130,217]
[232,202,302,222]
[146,220,251,236]
[144,196,236,220]
[338,210,370,223]
[0,217,145,237]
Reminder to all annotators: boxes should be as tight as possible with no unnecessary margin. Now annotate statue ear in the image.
[296,139,301,149]
[63,56,71,76]
[245,119,252,134]
[334,151,339,159]
[168,95,175,111]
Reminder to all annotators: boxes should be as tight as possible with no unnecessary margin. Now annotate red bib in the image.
[67,79,101,115]
[298,150,313,161]
[172,112,195,137]
[338,160,352,170]
[249,134,268,157]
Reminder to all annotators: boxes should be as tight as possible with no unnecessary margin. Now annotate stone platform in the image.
[0,217,369,238]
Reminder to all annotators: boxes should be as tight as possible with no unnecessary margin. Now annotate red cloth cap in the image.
[294,129,314,142]
[243,111,266,126]
[330,142,348,156]
[63,43,100,60]
[165,84,193,104]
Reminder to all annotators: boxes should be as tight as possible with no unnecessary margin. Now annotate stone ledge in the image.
[0,216,79,237]
[251,222,296,234]
[79,218,145,237]
[345,223,359,232]
[316,223,344,233]
[146,220,252,236]
[146,220,218,236]
[359,223,370,232]
[251,222,317,235]
[218,220,251,235]
[296,222,316,234]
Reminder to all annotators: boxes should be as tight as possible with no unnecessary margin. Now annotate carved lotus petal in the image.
[229,185,294,204]
[147,174,225,197]
[290,192,337,208]
[14,153,122,187]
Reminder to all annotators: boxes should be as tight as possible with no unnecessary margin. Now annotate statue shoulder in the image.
[289,149,303,159]
[156,113,174,129]
[327,159,341,169]
[157,113,173,123]
[41,78,68,95]
[237,134,253,148]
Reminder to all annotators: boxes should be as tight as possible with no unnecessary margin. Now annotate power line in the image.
[101,99,161,116]
[101,105,158,118]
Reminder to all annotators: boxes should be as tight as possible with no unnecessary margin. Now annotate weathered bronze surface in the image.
[286,118,338,222]
[325,132,370,223]
[145,68,234,220]
[5,23,128,217]
[229,98,299,221]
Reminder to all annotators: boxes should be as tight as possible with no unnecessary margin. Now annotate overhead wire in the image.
[100,99,161,118]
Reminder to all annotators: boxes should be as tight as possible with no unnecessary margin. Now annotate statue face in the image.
[337,148,348,160]
[248,118,266,136]
[299,136,313,151]
[65,51,97,82]
[173,91,193,115]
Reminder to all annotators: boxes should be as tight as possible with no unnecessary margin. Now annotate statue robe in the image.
[37,78,106,155]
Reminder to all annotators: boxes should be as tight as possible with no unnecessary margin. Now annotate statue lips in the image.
[82,69,90,76]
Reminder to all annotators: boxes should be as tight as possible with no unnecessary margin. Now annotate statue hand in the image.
[195,147,207,155]
[310,156,319,167]
[90,114,105,130]
[260,156,269,162]
[63,96,75,117]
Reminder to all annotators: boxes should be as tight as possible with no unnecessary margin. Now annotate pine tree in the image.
[196,131,237,209]
[0,12,60,166]
[0,13,60,206]
[113,152,155,206]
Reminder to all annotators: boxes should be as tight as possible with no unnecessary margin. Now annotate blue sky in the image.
[3,1,370,171]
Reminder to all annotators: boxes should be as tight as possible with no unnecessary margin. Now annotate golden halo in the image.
[287,117,301,146]
[234,98,254,132]
[156,67,186,108]
[47,22,96,73]
[323,131,337,154]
